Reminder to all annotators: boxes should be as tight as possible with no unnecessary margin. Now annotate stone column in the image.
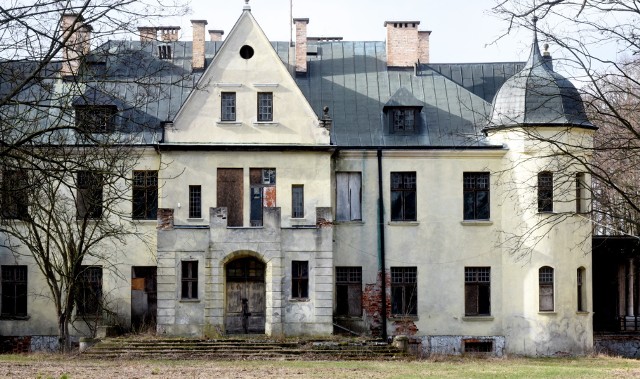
[628,259,635,317]
[619,263,626,317]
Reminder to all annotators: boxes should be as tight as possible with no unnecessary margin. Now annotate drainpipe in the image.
[377,149,388,341]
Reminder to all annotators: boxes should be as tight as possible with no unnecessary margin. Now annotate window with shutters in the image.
[465,267,490,316]
[539,266,554,312]
[391,267,417,316]
[181,261,198,299]
[336,267,362,316]
[1,265,27,318]
[336,172,362,222]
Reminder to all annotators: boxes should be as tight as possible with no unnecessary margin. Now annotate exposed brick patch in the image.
[157,208,174,230]
[392,319,418,336]
[0,336,31,353]
[362,270,391,337]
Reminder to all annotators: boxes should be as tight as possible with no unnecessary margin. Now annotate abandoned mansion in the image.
[1,3,606,356]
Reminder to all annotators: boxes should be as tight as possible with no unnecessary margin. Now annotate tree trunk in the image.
[58,313,71,353]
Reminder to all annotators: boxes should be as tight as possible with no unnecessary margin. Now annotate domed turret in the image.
[486,18,595,130]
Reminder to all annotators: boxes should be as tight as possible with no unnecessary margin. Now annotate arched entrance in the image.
[225,256,266,334]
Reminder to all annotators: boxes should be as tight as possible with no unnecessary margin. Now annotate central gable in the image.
[167,9,329,146]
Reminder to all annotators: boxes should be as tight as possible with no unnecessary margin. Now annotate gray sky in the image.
[171,0,531,63]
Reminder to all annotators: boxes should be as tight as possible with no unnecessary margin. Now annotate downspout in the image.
[377,148,387,340]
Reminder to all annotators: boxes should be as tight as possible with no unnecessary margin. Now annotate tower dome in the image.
[486,19,595,130]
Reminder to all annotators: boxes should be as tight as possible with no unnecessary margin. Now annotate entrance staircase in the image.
[81,336,406,360]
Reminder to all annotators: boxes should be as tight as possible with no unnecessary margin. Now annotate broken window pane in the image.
[336,267,362,316]
[390,267,417,316]
[465,267,490,316]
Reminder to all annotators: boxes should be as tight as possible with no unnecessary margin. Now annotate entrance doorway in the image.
[225,257,266,334]
[131,266,157,332]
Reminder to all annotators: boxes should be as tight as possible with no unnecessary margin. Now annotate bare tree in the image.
[0,1,187,352]
[491,1,640,247]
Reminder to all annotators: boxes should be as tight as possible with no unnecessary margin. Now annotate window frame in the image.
[390,267,417,316]
[336,172,362,222]
[74,105,118,133]
[335,266,363,317]
[576,172,588,213]
[76,266,102,317]
[577,267,587,312]
[188,185,202,219]
[181,261,198,299]
[390,172,417,222]
[463,172,490,220]
[539,266,554,312]
[158,44,172,59]
[291,184,304,219]
[1,265,28,318]
[257,92,273,122]
[221,92,236,121]
[291,261,309,299]
[390,107,417,133]
[1,170,29,220]
[77,170,103,219]
[537,171,554,213]
[132,170,158,220]
[465,267,491,316]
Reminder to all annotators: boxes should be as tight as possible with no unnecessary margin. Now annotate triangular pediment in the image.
[166,9,329,145]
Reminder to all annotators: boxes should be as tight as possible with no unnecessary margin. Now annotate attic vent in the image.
[240,45,254,59]
[158,45,172,59]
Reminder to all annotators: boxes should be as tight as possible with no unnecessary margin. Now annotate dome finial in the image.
[243,0,251,11]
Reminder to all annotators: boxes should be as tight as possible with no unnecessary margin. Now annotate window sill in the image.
[334,315,363,320]
[179,299,200,303]
[538,311,556,315]
[537,211,556,215]
[388,315,418,321]
[576,311,590,315]
[132,219,158,224]
[388,221,419,226]
[186,218,204,222]
[253,121,279,126]
[334,220,364,225]
[460,220,493,226]
[462,316,494,322]
[289,298,310,302]
[0,315,30,321]
[217,121,242,126]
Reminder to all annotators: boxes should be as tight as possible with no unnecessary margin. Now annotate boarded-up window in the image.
[336,172,362,222]
[336,267,362,316]
[538,172,553,212]
[292,185,304,218]
[217,168,243,226]
[391,267,417,316]
[390,172,416,221]
[292,261,308,298]
[76,266,102,316]
[539,266,554,312]
[250,168,276,227]
[465,267,490,316]
[77,171,103,219]
[188,185,201,219]
[132,171,158,220]
[1,170,29,220]
[1,265,27,317]
[181,261,198,299]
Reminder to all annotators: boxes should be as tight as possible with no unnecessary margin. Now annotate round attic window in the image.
[240,45,254,59]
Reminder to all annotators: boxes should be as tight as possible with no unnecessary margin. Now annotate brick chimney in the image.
[60,13,92,77]
[191,20,207,71]
[294,18,309,74]
[138,27,158,42]
[158,26,180,42]
[208,29,224,41]
[384,21,426,67]
[418,31,431,63]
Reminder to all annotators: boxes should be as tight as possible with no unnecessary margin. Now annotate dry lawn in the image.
[1,354,640,378]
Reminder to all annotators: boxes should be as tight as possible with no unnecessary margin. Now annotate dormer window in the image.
[158,44,172,59]
[75,105,118,133]
[391,108,416,133]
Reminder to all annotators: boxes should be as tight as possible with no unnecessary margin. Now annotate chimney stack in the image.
[384,21,428,67]
[138,27,158,42]
[191,20,207,71]
[158,26,180,42]
[294,18,309,74]
[60,13,92,78]
[208,29,224,42]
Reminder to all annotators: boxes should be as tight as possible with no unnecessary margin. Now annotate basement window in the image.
[463,339,493,353]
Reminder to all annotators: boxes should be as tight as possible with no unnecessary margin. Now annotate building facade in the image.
[0,4,596,356]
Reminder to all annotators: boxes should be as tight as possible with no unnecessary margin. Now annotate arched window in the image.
[539,266,554,311]
[577,267,587,312]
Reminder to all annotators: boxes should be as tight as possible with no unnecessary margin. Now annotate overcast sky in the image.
[168,0,532,64]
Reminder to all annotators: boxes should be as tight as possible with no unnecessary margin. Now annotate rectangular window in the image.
[391,267,417,316]
[1,265,27,317]
[336,172,362,222]
[292,261,309,299]
[158,44,172,59]
[463,172,490,220]
[465,267,491,316]
[576,173,587,213]
[181,261,198,299]
[538,172,553,212]
[221,92,236,121]
[77,171,103,219]
[132,171,158,220]
[577,267,586,312]
[250,168,276,227]
[390,172,416,221]
[539,266,554,312]
[76,266,102,316]
[189,185,201,219]
[391,108,416,133]
[292,185,304,218]
[75,105,117,133]
[336,267,362,316]
[1,170,28,220]
[257,92,273,122]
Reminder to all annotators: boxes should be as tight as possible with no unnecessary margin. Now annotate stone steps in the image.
[81,337,407,360]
